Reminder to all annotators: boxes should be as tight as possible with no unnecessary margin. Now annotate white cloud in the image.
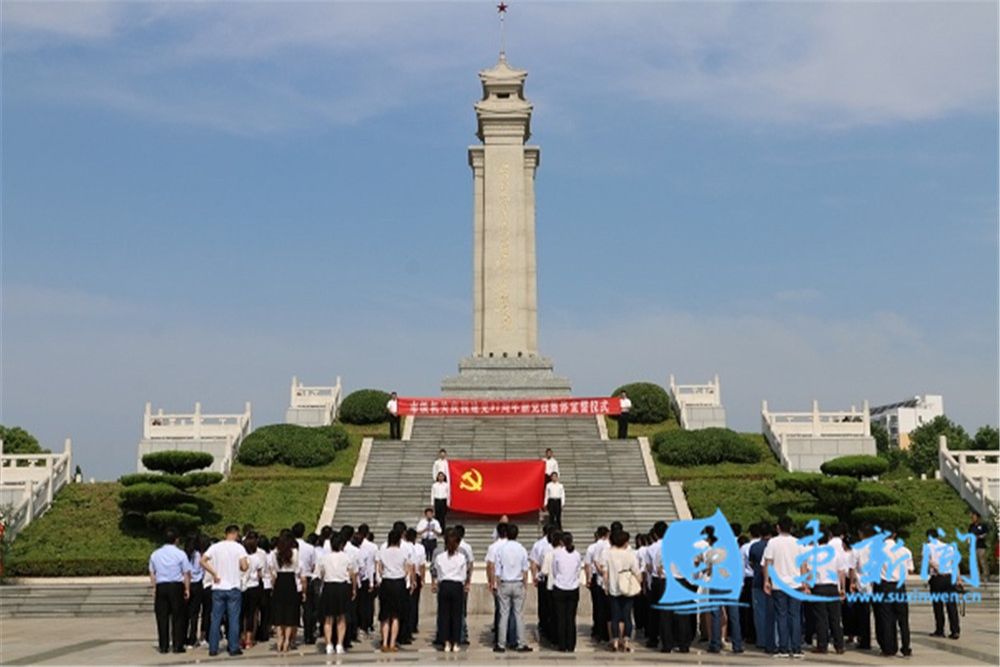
[2,1,995,132]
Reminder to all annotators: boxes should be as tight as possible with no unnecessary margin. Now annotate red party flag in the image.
[447,459,545,515]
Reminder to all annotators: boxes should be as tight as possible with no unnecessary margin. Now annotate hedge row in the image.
[237,424,349,467]
[339,389,391,425]
[7,558,149,577]
[141,451,215,475]
[120,471,223,489]
[654,428,762,466]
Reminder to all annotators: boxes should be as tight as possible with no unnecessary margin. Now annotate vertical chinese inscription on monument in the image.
[494,162,513,331]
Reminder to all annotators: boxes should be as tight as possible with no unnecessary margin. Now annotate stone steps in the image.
[332,416,678,554]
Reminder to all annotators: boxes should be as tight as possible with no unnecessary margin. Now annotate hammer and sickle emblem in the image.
[459,468,483,492]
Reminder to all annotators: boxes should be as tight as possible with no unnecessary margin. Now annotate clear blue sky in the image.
[3,1,998,480]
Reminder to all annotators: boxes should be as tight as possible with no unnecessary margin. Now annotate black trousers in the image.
[537,577,552,640]
[854,599,872,649]
[437,581,464,645]
[740,576,755,643]
[256,588,271,642]
[155,582,187,652]
[434,498,448,530]
[200,585,213,637]
[875,582,910,655]
[811,584,844,651]
[358,580,374,632]
[591,580,610,641]
[552,587,579,651]
[186,581,204,644]
[303,578,319,644]
[929,574,960,636]
[389,415,401,439]
[547,499,563,530]
[646,578,665,646]
[617,414,629,439]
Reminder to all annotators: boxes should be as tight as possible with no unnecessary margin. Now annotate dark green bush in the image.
[655,428,761,466]
[174,502,201,516]
[182,472,224,488]
[853,482,902,507]
[774,472,825,495]
[146,510,201,533]
[610,382,672,424]
[119,472,184,487]
[851,505,916,529]
[237,423,348,467]
[119,483,191,511]
[787,512,840,531]
[821,455,889,479]
[339,389,391,425]
[6,557,150,577]
[142,451,214,475]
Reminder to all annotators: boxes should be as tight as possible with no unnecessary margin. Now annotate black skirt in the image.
[272,571,301,627]
[320,581,352,618]
[378,577,407,621]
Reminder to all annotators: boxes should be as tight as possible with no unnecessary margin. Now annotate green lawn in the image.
[604,416,680,440]
[3,421,384,577]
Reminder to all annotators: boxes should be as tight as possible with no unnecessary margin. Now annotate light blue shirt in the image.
[493,540,529,583]
[149,544,192,584]
[189,550,204,583]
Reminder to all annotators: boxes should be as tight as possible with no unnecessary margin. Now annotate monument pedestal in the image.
[441,356,571,398]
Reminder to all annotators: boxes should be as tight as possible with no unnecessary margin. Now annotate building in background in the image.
[869,394,944,449]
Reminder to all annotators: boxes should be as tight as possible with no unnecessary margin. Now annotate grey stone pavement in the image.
[2,609,998,667]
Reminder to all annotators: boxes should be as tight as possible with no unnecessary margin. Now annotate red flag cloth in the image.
[397,397,621,417]
[447,460,545,515]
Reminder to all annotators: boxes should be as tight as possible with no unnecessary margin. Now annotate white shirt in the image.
[296,539,317,578]
[544,482,565,505]
[407,541,427,583]
[551,547,582,590]
[812,549,849,586]
[270,548,300,573]
[458,539,474,565]
[925,539,955,574]
[203,540,248,591]
[763,533,805,589]
[387,398,398,416]
[493,540,529,582]
[881,539,914,582]
[432,458,449,481]
[243,550,267,588]
[344,541,361,581]
[377,545,409,580]
[620,397,632,413]
[486,538,507,566]
[544,457,560,476]
[431,481,450,502]
[741,538,758,577]
[416,517,442,540]
[604,546,641,596]
[529,536,552,568]
[434,551,469,583]
[358,539,378,581]
[586,539,611,585]
[315,551,355,583]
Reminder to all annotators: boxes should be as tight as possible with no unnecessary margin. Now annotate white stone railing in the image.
[669,374,721,408]
[938,436,999,517]
[0,438,73,540]
[762,400,871,470]
[290,376,342,419]
[143,401,251,441]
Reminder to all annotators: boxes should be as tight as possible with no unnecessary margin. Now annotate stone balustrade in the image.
[762,399,875,472]
[938,436,999,517]
[286,376,342,426]
[138,402,252,476]
[668,374,727,430]
[0,438,73,539]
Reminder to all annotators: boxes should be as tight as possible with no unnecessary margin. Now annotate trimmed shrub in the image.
[788,512,840,531]
[119,483,190,511]
[182,471,224,488]
[853,482,902,507]
[821,455,889,479]
[610,382,671,424]
[339,389,391,425]
[142,451,214,475]
[146,510,201,533]
[174,502,201,516]
[119,472,184,487]
[237,423,348,467]
[774,473,825,495]
[655,428,761,466]
[851,505,916,529]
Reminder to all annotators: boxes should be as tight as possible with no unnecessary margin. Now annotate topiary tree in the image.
[974,425,999,450]
[654,428,761,466]
[339,389,392,425]
[237,423,349,468]
[908,415,970,476]
[0,425,48,454]
[775,465,913,531]
[820,455,889,480]
[119,450,220,535]
[610,382,672,424]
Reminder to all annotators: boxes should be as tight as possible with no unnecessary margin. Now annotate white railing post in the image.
[65,438,73,486]
[812,400,821,437]
[144,401,152,439]
[714,374,721,403]
[291,376,299,406]
[862,399,870,435]
[25,480,35,524]
[193,402,203,439]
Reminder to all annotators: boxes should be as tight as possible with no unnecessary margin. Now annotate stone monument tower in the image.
[442,53,572,397]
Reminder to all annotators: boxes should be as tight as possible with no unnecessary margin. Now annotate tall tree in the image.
[907,415,970,475]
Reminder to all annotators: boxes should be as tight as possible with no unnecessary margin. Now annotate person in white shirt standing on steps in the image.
[431,471,450,530]
[543,448,559,483]
[617,391,632,439]
[544,472,565,530]
[387,392,401,440]
[432,449,449,481]
[416,507,443,562]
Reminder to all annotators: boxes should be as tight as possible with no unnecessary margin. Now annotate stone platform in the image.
[440,356,571,398]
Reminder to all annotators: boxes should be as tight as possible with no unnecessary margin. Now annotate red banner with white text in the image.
[447,460,545,515]
[397,397,621,417]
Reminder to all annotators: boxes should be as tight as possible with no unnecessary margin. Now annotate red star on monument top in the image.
[497,2,508,14]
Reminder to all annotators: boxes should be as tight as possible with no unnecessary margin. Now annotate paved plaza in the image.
[2,607,998,666]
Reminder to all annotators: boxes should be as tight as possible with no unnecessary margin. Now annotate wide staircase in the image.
[331,416,680,556]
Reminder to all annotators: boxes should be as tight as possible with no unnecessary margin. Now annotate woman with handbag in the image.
[603,530,642,652]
